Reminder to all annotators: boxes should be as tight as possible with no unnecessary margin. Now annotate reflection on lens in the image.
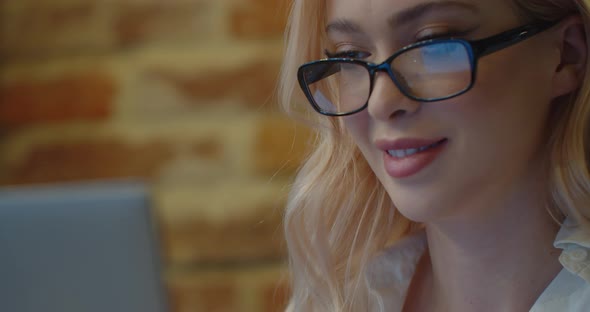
[304,62,370,114]
[392,41,472,99]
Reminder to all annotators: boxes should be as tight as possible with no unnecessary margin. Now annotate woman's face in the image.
[326,0,560,222]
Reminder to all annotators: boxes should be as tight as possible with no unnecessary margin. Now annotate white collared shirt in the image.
[366,220,590,312]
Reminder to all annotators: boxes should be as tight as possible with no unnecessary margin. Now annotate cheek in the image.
[343,112,372,151]
[456,45,553,129]
[440,52,553,180]
[342,112,385,169]
[475,46,555,110]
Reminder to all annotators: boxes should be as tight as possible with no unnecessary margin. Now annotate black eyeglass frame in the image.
[297,21,559,116]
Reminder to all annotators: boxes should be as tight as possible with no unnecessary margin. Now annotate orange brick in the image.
[114,2,209,47]
[230,0,288,39]
[159,206,285,266]
[2,139,173,185]
[43,3,95,28]
[263,279,290,312]
[148,60,281,109]
[0,2,109,61]
[167,273,238,312]
[198,284,236,312]
[0,72,116,128]
[253,115,311,176]
[192,139,224,161]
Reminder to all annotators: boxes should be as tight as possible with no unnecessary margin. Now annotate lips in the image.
[386,139,446,158]
[376,138,448,178]
[376,137,447,151]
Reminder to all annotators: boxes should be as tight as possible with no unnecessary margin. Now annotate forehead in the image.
[325,0,518,30]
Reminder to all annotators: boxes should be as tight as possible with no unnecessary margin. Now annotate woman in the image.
[279,0,590,311]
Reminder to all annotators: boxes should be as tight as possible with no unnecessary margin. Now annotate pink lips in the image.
[376,138,448,178]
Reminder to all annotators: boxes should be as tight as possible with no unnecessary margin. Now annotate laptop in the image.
[0,180,169,312]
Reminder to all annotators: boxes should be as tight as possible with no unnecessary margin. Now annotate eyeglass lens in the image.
[302,41,473,115]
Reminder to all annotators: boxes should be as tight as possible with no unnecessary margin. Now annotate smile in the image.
[380,138,448,178]
[386,140,446,158]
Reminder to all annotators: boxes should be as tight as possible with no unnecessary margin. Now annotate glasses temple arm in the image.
[470,21,558,57]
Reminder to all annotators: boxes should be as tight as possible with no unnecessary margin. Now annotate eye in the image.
[325,49,371,60]
[415,26,473,42]
[417,32,453,41]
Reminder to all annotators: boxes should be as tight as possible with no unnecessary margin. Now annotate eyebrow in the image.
[325,1,479,35]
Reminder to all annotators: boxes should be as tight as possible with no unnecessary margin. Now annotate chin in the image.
[394,203,437,223]
[387,188,451,223]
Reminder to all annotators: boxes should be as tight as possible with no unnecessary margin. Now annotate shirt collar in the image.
[366,220,590,312]
[553,218,590,283]
[366,230,427,312]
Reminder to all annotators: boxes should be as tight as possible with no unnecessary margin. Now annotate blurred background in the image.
[0,0,310,311]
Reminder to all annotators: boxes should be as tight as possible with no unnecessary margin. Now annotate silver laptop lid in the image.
[0,180,169,312]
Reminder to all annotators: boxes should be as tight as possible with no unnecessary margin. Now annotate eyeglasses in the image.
[297,21,558,116]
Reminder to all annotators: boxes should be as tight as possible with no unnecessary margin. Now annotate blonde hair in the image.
[279,0,590,311]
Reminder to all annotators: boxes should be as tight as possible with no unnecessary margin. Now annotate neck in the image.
[422,172,562,312]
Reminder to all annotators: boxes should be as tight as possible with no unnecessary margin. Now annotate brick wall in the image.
[0,0,308,311]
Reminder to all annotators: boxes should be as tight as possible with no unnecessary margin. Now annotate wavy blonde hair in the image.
[279,0,590,311]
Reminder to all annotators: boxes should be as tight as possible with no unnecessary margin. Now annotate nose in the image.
[367,68,421,121]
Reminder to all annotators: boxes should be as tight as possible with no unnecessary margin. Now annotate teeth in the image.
[387,141,443,159]
[406,148,418,156]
